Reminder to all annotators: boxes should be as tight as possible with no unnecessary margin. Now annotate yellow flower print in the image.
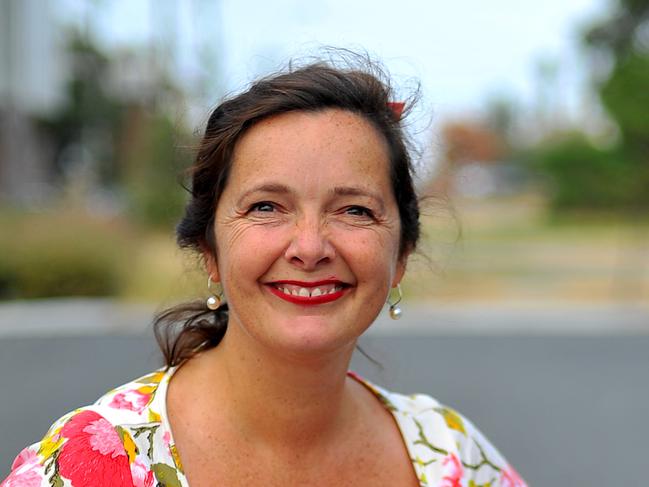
[435,407,467,435]
[170,443,184,473]
[148,409,162,423]
[38,428,64,460]
[136,371,165,385]
[137,385,157,396]
[116,426,138,463]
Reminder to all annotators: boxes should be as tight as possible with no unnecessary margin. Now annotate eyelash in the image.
[246,202,375,219]
[248,201,276,213]
[345,206,375,218]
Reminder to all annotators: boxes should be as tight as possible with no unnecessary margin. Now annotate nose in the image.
[284,216,335,270]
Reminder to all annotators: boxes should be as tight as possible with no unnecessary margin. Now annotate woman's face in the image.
[208,108,407,357]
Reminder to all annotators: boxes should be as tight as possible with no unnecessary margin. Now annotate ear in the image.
[200,243,220,282]
[391,251,410,288]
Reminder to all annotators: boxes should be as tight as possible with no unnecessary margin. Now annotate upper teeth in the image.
[276,284,341,297]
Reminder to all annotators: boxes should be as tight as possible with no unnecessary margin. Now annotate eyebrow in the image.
[237,182,386,211]
[236,183,292,205]
[331,186,386,212]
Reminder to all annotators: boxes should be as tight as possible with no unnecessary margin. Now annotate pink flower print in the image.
[57,410,133,487]
[84,417,127,458]
[10,448,39,470]
[109,388,151,412]
[131,460,154,487]
[501,464,527,487]
[439,453,464,487]
[1,469,42,487]
[162,431,171,447]
[1,450,42,487]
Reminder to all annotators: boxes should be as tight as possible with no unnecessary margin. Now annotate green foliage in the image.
[3,242,119,299]
[600,52,649,141]
[527,134,641,211]
[34,28,192,228]
[122,112,190,228]
[587,0,649,150]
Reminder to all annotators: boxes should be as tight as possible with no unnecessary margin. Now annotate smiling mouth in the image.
[266,280,350,305]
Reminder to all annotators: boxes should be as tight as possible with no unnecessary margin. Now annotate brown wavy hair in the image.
[154,59,421,367]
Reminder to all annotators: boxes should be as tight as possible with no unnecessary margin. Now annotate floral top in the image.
[2,368,527,487]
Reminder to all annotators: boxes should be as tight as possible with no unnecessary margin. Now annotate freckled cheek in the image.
[337,240,395,284]
[219,251,269,304]
[216,226,288,294]
[336,230,399,261]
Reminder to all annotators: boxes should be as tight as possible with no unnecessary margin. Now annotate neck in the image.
[190,321,360,451]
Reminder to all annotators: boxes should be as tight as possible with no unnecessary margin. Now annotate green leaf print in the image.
[469,480,494,487]
[461,438,502,472]
[133,424,160,459]
[152,463,182,487]
[46,449,63,487]
[50,474,64,487]
[413,418,449,456]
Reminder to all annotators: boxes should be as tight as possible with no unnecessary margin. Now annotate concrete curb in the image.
[1,298,647,338]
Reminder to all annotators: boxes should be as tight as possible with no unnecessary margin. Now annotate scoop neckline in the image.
[153,365,420,484]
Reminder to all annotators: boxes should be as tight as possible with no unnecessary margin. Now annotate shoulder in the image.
[2,369,183,487]
[351,374,527,487]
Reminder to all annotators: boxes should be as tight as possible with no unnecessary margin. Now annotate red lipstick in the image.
[266,279,348,306]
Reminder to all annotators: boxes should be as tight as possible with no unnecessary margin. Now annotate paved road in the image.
[1,301,649,485]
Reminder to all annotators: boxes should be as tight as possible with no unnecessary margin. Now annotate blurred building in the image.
[0,0,67,204]
[0,0,191,207]
[427,119,531,199]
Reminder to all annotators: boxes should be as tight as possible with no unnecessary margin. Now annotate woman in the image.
[2,61,527,487]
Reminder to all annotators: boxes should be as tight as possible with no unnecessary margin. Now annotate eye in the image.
[248,201,276,213]
[345,205,374,218]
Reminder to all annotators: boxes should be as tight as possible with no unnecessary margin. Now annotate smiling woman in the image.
[2,58,527,487]
[205,109,405,360]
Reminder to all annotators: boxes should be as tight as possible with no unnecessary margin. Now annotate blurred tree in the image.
[585,0,649,209]
[585,0,649,57]
[36,28,189,227]
[119,105,190,228]
[527,133,638,211]
[37,30,124,186]
[530,0,649,212]
[599,52,649,142]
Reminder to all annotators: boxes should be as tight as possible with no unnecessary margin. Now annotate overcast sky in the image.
[60,0,611,131]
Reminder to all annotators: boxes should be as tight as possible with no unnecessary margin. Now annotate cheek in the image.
[337,231,399,282]
[216,224,287,288]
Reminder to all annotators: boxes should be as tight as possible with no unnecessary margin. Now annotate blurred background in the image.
[2,0,648,306]
[1,0,648,485]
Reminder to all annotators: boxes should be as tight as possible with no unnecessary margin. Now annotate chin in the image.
[265,317,362,358]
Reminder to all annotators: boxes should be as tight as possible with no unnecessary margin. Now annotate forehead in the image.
[228,109,392,190]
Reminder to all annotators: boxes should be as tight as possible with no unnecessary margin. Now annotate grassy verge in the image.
[403,195,649,302]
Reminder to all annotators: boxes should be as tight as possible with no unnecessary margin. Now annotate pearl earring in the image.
[388,284,403,320]
[206,276,223,311]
